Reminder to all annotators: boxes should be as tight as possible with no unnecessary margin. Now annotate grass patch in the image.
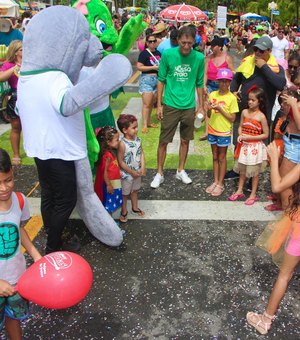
[1,92,233,170]
[111,93,233,170]
[0,130,34,165]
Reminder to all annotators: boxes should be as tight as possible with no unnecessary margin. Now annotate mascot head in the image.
[22,5,103,83]
[73,0,118,56]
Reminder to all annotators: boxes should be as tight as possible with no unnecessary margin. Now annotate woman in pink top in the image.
[0,40,22,165]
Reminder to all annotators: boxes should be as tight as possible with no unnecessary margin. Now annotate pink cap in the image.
[216,68,233,80]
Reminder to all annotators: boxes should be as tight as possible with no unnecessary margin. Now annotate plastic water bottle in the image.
[194,112,204,129]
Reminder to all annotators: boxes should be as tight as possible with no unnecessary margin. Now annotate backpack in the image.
[15,192,24,211]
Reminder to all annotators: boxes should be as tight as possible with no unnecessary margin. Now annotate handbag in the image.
[146,49,160,66]
[7,89,17,116]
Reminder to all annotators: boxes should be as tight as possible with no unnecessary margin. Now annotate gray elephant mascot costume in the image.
[17,6,132,253]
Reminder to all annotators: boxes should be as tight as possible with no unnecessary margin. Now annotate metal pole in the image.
[297,0,299,26]
[271,10,273,25]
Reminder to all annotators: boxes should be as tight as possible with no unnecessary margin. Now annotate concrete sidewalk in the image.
[123,97,198,154]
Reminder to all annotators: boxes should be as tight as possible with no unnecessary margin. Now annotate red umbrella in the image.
[160,3,208,22]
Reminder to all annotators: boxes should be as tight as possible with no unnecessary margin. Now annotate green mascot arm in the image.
[113,14,146,55]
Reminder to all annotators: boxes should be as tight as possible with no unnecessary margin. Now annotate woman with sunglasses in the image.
[137,34,161,134]
[285,54,300,90]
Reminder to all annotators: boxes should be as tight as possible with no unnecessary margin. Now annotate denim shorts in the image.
[283,134,300,164]
[0,293,29,330]
[139,74,158,94]
[208,134,231,147]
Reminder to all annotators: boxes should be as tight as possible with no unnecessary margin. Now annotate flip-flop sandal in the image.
[148,123,158,128]
[12,157,22,166]
[211,184,225,197]
[229,193,245,201]
[246,311,274,335]
[141,127,149,134]
[132,208,145,217]
[199,134,208,141]
[266,194,277,201]
[120,211,128,223]
[205,182,217,194]
[244,197,259,205]
[264,203,283,211]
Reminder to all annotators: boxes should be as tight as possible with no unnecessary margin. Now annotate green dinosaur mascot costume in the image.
[73,0,146,166]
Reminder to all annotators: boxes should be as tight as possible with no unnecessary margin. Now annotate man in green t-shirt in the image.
[150,25,205,189]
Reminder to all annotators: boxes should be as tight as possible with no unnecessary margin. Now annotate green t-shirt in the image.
[157,47,205,109]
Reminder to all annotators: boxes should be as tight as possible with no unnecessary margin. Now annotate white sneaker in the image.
[151,173,164,188]
[176,170,192,184]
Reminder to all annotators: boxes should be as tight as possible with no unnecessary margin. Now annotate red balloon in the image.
[16,252,93,309]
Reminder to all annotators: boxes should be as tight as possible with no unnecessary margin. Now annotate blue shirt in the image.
[157,38,174,54]
[0,30,23,46]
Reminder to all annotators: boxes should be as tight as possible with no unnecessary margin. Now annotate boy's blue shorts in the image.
[0,293,29,330]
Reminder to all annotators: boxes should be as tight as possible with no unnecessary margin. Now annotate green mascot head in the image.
[73,0,146,56]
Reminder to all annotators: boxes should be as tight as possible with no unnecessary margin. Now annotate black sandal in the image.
[120,211,128,223]
[132,208,145,217]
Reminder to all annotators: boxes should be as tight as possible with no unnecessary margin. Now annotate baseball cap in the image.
[216,68,233,81]
[254,36,273,50]
[256,25,264,31]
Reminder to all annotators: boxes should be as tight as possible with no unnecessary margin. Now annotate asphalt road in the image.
[1,49,299,340]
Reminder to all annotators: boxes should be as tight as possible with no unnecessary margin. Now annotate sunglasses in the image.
[288,65,298,70]
[278,30,284,33]
[147,39,157,43]
[253,46,265,53]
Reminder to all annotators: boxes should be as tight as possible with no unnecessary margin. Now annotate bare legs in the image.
[5,318,22,340]
[121,191,144,218]
[10,117,22,164]
[234,174,259,199]
[141,92,156,131]
[211,144,227,186]
[279,157,296,209]
[266,253,300,315]
[157,138,190,175]
[247,252,300,334]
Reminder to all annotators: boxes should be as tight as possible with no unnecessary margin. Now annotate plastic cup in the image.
[194,112,204,129]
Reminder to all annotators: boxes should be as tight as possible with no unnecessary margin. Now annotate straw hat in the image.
[153,22,168,34]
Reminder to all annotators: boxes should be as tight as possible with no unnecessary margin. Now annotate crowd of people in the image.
[105,17,300,336]
[0,8,300,338]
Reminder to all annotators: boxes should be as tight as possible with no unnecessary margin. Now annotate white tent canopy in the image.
[0,0,19,17]
[240,12,262,20]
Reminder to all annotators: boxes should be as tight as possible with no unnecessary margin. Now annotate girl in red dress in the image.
[94,126,122,215]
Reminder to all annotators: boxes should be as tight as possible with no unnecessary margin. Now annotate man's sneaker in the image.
[224,169,240,180]
[151,173,164,188]
[176,170,192,184]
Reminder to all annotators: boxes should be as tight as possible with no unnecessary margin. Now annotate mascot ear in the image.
[83,34,103,67]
